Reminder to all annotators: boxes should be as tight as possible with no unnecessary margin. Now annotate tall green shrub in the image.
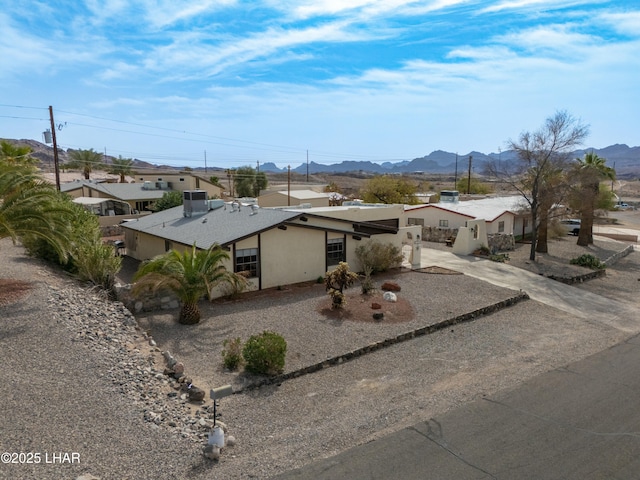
[242,331,287,375]
[355,240,403,274]
[22,199,121,292]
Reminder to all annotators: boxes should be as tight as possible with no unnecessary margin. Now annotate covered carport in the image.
[72,196,132,216]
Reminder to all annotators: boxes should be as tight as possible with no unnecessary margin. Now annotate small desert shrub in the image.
[570,254,605,270]
[360,265,375,294]
[355,241,403,274]
[74,241,122,295]
[489,253,509,263]
[222,337,244,370]
[316,275,324,284]
[473,245,491,256]
[242,331,287,375]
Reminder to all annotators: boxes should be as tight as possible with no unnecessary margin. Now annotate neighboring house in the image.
[257,189,331,208]
[404,195,531,238]
[72,197,131,216]
[135,173,223,199]
[121,195,420,294]
[67,181,173,213]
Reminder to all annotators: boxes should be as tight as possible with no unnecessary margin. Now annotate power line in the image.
[1,104,418,165]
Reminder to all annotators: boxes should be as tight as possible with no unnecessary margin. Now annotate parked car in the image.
[560,219,581,236]
[614,203,630,210]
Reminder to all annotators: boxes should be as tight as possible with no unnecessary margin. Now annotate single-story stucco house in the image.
[404,195,532,239]
[121,193,421,294]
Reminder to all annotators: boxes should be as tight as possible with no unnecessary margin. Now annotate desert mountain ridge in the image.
[3,138,639,178]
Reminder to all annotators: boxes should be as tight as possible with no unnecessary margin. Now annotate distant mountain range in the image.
[270,144,640,177]
[3,138,639,178]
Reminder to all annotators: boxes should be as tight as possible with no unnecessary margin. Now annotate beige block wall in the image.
[312,204,404,222]
[258,193,329,208]
[135,174,223,198]
[259,226,327,288]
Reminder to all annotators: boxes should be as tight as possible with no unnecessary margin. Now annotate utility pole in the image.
[454,152,458,190]
[612,161,615,192]
[287,165,291,206]
[48,106,61,191]
[467,155,473,195]
[204,150,207,173]
[306,150,309,183]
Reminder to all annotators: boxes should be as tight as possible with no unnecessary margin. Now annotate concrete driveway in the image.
[422,248,640,333]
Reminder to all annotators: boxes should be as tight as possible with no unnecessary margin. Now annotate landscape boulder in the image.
[382,291,397,303]
[381,281,401,292]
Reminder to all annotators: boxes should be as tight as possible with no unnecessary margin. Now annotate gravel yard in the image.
[1,232,638,479]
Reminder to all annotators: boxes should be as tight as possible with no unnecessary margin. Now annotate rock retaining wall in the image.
[237,291,530,392]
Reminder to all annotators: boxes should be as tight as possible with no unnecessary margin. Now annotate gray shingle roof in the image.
[122,204,301,249]
[87,183,168,200]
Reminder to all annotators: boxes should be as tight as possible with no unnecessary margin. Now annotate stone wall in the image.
[421,227,515,253]
[421,226,457,243]
[488,233,516,252]
[116,284,180,314]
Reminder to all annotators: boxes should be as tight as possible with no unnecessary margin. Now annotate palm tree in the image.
[0,163,72,260]
[67,148,104,179]
[0,140,36,165]
[132,244,238,325]
[108,156,134,183]
[574,152,615,246]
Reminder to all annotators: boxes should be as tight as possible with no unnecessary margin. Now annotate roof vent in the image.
[208,199,225,211]
[250,204,259,215]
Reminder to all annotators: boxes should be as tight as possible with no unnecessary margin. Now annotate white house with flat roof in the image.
[404,195,530,237]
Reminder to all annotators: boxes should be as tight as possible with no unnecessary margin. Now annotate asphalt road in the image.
[276,333,640,480]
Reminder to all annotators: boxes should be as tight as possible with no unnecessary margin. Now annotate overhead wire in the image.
[1,104,415,167]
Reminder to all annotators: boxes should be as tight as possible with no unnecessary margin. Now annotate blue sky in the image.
[1,0,638,170]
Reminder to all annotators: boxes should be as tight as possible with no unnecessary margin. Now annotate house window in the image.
[498,221,505,233]
[327,238,345,266]
[157,177,163,181]
[236,248,258,277]
[179,178,185,182]
[408,218,424,226]
[439,219,449,227]
[164,240,172,251]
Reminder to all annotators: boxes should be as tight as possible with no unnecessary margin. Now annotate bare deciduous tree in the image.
[485,111,589,261]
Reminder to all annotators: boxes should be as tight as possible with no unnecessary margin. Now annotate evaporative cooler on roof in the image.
[183,190,208,217]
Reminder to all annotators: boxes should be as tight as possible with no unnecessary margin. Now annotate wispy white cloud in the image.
[135,20,375,80]
[599,10,640,36]
[481,0,597,14]
[83,0,237,28]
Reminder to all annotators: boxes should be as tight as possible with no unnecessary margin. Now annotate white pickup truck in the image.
[560,219,581,236]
